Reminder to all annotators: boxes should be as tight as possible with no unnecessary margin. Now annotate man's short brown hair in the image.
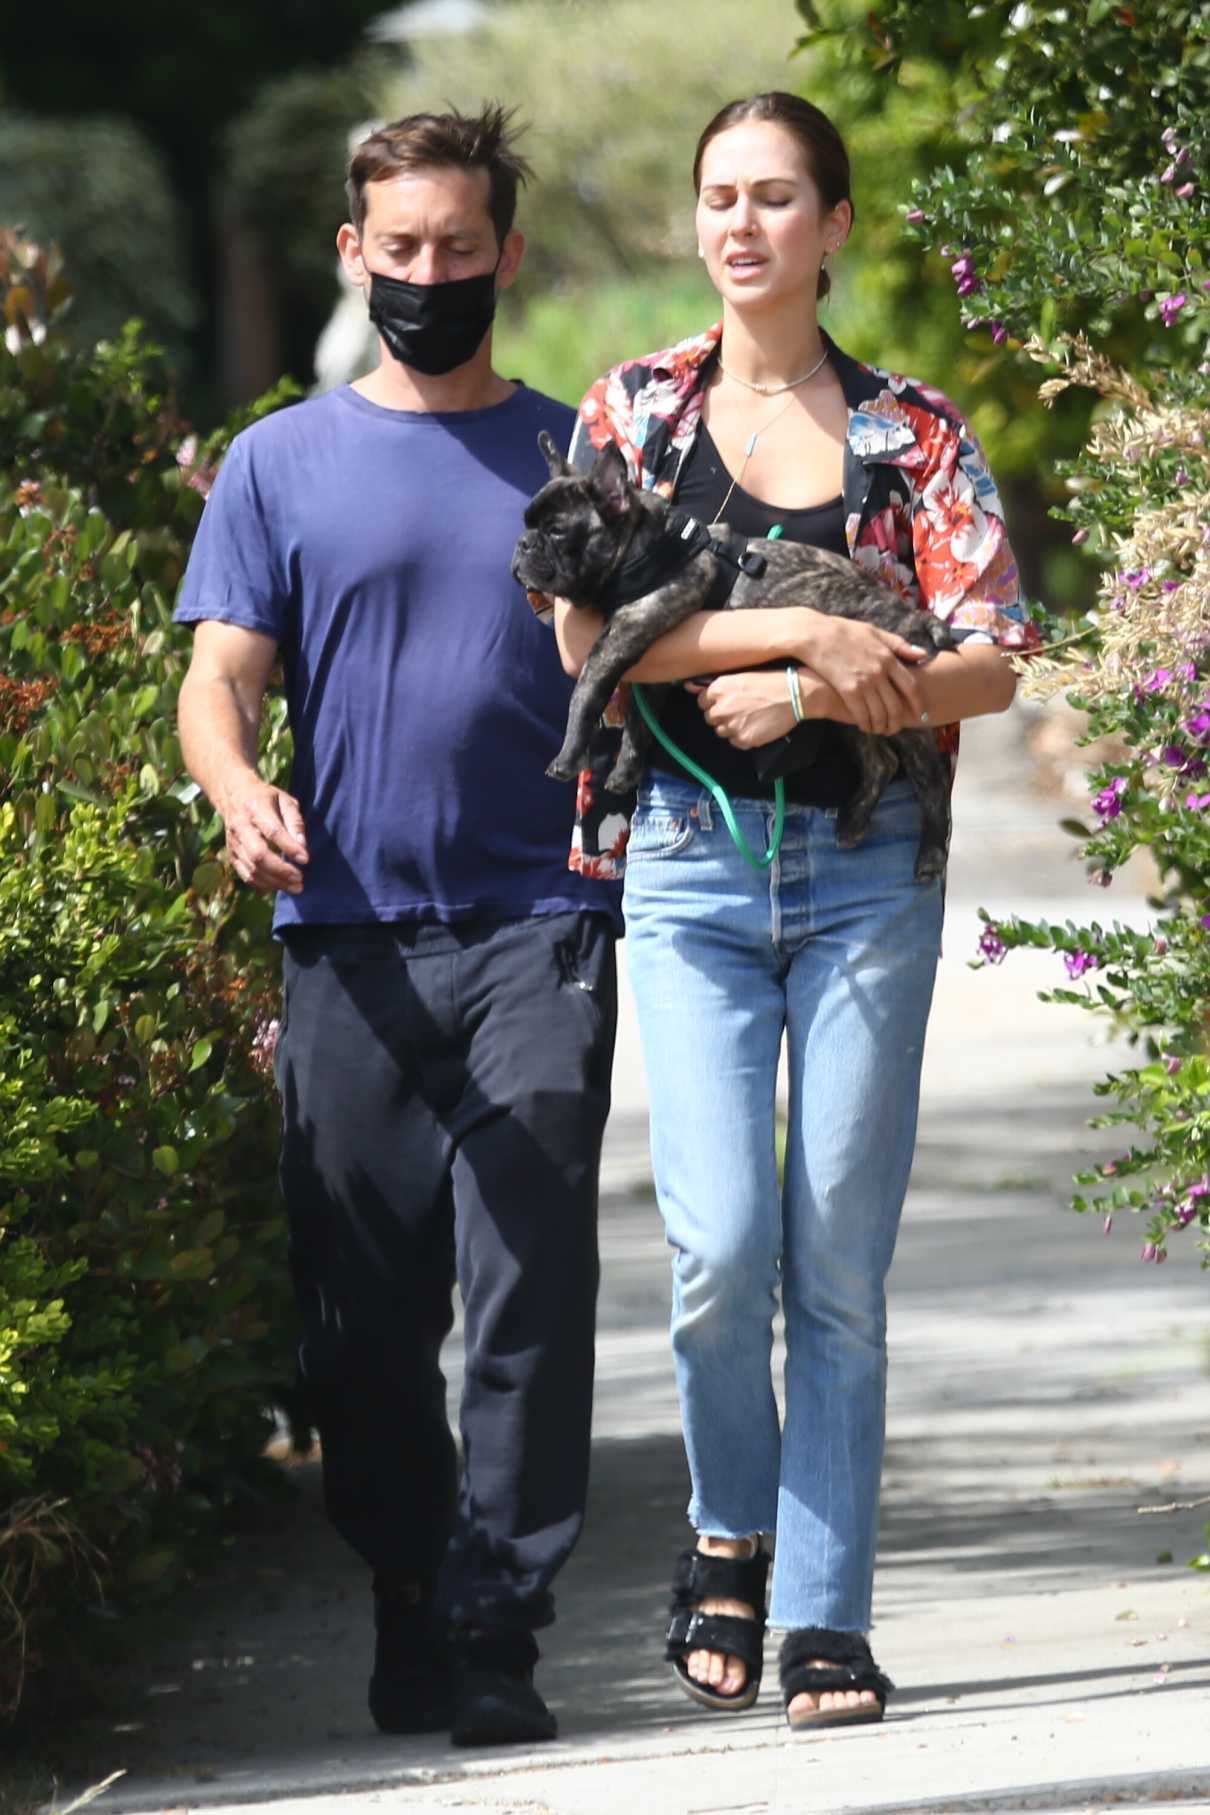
[346,102,532,247]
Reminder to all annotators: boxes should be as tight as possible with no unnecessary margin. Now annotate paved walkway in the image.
[80,707,1210,1815]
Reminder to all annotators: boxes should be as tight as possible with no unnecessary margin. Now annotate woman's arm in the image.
[691,641,1016,749]
[552,598,930,734]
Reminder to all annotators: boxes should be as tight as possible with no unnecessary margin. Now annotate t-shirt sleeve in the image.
[173,433,286,640]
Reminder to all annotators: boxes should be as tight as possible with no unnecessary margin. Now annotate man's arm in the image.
[177,620,308,894]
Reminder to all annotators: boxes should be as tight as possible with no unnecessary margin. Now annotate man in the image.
[175,104,620,1748]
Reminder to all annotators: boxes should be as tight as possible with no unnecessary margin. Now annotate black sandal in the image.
[665,1543,770,1712]
[779,1628,893,1730]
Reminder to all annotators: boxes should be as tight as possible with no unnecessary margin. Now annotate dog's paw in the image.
[546,757,580,783]
[603,765,640,795]
[913,851,947,884]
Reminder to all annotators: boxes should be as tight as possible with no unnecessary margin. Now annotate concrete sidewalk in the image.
[77,708,1210,1815]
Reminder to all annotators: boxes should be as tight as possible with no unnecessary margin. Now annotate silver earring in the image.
[697,245,705,259]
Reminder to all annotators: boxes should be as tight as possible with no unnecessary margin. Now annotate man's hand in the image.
[799,614,926,735]
[221,779,309,894]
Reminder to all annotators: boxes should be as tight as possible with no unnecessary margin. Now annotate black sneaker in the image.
[448,1625,557,1746]
[368,1575,453,1736]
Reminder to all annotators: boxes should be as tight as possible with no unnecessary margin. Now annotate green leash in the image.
[629,523,786,874]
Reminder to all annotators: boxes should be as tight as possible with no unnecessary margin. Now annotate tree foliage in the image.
[0,234,298,1717]
[821,3,1210,1266]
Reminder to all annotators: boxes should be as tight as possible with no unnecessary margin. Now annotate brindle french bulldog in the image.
[513,432,956,882]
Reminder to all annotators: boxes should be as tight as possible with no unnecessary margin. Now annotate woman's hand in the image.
[798,613,927,735]
[688,672,796,748]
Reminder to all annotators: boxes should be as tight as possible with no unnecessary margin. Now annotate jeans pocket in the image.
[625,806,696,862]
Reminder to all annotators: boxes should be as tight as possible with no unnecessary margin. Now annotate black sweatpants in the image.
[274,911,617,1632]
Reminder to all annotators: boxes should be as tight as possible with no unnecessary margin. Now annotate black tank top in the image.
[654,420,858,806]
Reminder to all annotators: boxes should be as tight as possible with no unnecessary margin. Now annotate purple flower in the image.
[1164,1051,1180,1071]
[1127,568,1153,590]
[1161,162,1177,184]
[1064,949,1100,978]
[989,320,1008,344]
[1103,1215,1113,1235]
[978,926,1007,964]
[951,254,982,299]
[1177,181,1197,199]
[1143,668,1173,692]
[1155,939,1170,957]
[1161,126,1179,150]
[1159,293,1188,327]
[1180,662,1198,682]
[1072,527,1089,545]
[1184,791,1210,811]
[1161,742,1189,767]
[1092,776,1128,819]
[1201,914,1210,929]
[905,208,924,224]
[1184,703,1210,743]
[1140,1241,1158,1262]
[1175,467,1190,486]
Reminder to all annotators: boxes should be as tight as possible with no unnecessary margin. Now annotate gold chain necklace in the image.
[717,346,829,396]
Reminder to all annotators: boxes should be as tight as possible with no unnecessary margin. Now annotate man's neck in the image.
[353,340,516,414]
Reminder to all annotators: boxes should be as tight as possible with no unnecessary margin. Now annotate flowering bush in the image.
[813,3,1210,1264]
[0,234,298,1717]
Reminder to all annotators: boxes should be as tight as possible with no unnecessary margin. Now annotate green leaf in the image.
[152,1145,179,1176]
[191,861,225,898]
[189,1038,213,1073]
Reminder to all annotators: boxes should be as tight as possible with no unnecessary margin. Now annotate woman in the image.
[553,92,1037,1730]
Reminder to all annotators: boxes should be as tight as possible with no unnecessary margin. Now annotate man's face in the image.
[338,164,523,292]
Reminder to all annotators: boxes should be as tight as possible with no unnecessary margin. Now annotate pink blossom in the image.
[1143,668,1173,692]
[905,208,924,224]
[1184,703,1210,743]
[1092,776,1127,819]
[1159,293,1188,327]
[1064,950,1100,978]
[978,926,1007,964]
[1184,792,1210,811]
[1072,527,1089,545]
[989,320,1008,345]
[1176,182,1197,199]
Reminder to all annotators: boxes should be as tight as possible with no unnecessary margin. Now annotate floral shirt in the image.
[562,322,1040,879]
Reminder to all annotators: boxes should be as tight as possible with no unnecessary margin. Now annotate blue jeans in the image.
[623,771,943,1632]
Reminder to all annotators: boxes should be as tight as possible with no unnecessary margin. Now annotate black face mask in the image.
[366,260,499,376]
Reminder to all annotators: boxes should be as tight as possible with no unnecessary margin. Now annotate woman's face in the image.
[694,120,851,313]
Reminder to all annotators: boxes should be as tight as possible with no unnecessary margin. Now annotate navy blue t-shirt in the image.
[175,383,619,932]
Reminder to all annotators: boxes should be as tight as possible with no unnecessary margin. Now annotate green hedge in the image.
[0,233,299,1718]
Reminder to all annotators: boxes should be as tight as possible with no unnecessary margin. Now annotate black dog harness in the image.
[596,511,767,615]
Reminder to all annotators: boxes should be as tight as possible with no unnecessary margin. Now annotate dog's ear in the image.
[538,431,573,479]
[589,441,631,522]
